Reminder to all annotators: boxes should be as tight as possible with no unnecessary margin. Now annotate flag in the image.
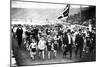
[58,4,70,19]
[63,4,70,17]
[58,16,63,19]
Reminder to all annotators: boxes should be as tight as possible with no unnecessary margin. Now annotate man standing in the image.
[75,29,84,58]
[16,25,23,47]
[63,29,73,59]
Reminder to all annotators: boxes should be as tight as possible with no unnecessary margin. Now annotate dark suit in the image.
[75,33,84,58]
[31,28,39,42]
[63,32,73,58]
[16,28,23,47]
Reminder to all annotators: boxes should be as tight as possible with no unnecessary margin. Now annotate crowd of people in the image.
[11,23,96,60]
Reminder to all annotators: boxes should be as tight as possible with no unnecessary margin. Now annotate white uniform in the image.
[38,40,46,50]
[30,42,37,49]
[30,42,37,57]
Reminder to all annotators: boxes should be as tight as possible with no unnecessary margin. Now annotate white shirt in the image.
[22,27,27,38]
[67,34,71,44]
[54,36,58,40]
[89,24,92,32]
[30,42,37,48]
[72,35,75,44]
[38,40,46,50]
[12,57,16,66]
[13,27,17,33]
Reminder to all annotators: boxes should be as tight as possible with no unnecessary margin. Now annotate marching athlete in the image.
[38,37,46,59]
[29,39,37,60]
[52,40,58,58]
[46,40,52,59]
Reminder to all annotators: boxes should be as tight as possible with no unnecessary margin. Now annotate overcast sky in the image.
[11,0,89,25]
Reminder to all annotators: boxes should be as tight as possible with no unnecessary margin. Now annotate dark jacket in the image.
[63,32,73,45]
[75,34,84,47]
[16,28,23,38]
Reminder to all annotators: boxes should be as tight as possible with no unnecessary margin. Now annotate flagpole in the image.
[80,5,82,25]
